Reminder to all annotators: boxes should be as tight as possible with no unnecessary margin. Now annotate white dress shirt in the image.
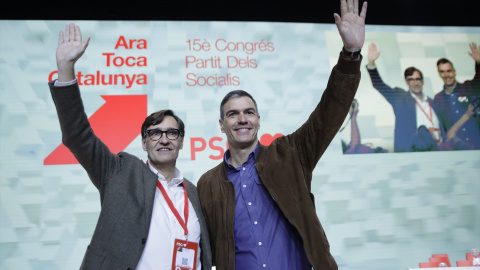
[137,161,202,270]
[411,92,442,143]
[54,78,203,269]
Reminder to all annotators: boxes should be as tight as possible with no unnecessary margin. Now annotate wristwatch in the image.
[342,47,361,59]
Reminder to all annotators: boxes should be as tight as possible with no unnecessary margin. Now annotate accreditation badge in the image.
[171,239,198,270]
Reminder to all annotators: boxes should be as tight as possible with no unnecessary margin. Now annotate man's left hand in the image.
[334,0,368,52]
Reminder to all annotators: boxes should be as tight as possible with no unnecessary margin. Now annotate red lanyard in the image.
[157,180,189,238]
[415,99,434,126]
[147,161,189,238]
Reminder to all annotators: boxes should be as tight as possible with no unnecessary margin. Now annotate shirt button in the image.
[248,202,252,206]
[258,242,262,246]
[456,110,459,113]
[242,167,245,170]
[263,264,267,267]
[254,221,258,225]
[243,184,246,188]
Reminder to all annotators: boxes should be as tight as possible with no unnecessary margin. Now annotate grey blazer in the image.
[49,81,212,270]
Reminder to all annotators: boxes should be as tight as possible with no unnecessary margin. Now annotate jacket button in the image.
[142,238,146,244]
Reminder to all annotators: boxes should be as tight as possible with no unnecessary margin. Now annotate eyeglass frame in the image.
[144,128,182,141]
[406,78,423,82]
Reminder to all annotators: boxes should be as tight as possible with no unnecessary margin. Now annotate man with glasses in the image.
[48,23,211,270]
[366,42,446,152]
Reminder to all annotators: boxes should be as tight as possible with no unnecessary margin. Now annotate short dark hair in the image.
[141,110,185,138]
[404,67,423,79]
[220,90,259,120]
[437,58,454,68]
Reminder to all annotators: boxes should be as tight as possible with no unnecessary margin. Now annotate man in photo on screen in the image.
[433,42,480,150]
[48,23,211,270]
[365,42,446,152]
[343,99,387,154]
[197,0,367,269]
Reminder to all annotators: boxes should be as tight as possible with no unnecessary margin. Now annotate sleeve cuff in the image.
[54,78,77,87]
[336,52,362,75]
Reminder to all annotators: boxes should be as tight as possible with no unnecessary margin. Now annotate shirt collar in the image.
[410,91,428,102]
[443,83,458,95]
[224,143,259,171]
[147,159,184,187]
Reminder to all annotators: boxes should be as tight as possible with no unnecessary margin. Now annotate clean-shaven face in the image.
[437,62,457,86]
[220,96,260,150]
[142,115,183,170]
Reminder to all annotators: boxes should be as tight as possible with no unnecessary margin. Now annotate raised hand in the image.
[334,0,368,52]
[349,99,359,117]
[468,42,480,63]
[352,99,359,116]
[56,23,90,82]
[367,42,380,67]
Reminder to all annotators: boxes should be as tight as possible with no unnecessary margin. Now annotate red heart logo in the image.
[260,133,283,146]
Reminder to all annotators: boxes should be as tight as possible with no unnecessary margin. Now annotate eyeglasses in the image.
[145,128,181,140]
[407,78,423,82]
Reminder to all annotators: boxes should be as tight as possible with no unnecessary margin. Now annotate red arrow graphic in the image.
[44,95,147,165]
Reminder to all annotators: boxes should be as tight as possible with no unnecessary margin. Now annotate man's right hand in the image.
[367,42,380,68]
[56,23,90,82]
[468,42,480,64]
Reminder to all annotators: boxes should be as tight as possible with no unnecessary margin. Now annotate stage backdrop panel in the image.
[0,20,479,270]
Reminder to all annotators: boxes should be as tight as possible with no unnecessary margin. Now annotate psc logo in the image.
[190,133,283,160]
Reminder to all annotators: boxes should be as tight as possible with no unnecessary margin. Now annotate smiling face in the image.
[142,115,184,171]
[219,96,260,151]
[406,71,424,96]
[437,62,457,87]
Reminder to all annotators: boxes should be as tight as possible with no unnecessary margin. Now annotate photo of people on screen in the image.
[342,42,479,154]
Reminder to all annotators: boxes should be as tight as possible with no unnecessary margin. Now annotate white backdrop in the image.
[0,20,479,269]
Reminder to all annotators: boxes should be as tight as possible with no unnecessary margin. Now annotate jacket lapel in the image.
[143,164,158,234]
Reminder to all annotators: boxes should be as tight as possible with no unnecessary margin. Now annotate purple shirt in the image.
[225,144,311,270]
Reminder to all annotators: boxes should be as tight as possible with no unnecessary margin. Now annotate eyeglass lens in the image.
[146,129,180,140]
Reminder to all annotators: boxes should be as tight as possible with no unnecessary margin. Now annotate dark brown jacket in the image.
[197,53,362,270]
